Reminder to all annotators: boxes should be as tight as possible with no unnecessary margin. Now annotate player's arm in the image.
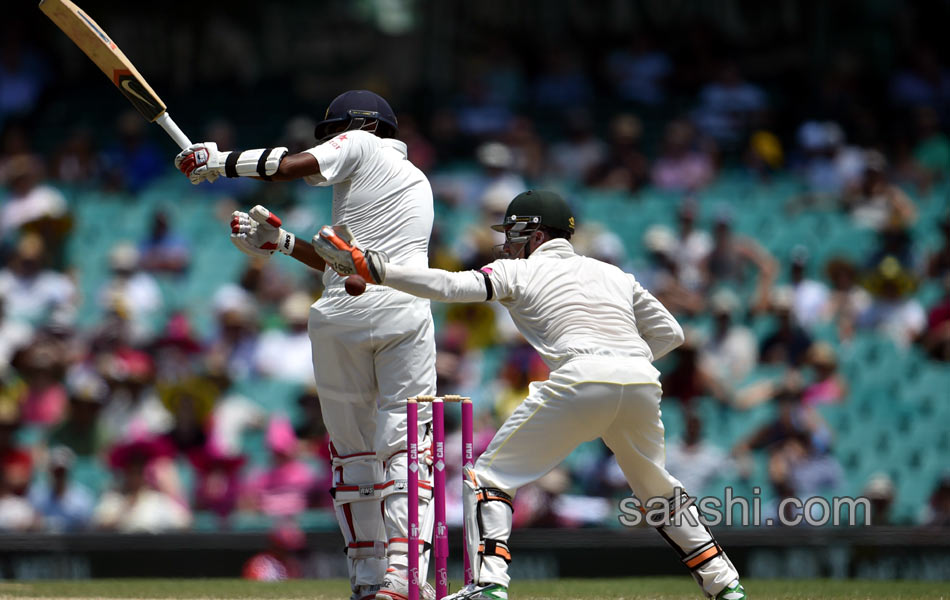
[309,225,503,302]
[629,275,685,360]
[230,205,325,272]
[175,143,321,184]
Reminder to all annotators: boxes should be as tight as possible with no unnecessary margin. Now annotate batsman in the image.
[174,91,438,600]
[313,190,747,600]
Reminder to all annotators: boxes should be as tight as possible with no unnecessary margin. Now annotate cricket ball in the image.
[345,274,366,296]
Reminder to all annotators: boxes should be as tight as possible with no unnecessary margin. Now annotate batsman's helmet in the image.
[314,90,398,142]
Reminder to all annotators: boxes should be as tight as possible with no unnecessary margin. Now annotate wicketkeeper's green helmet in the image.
[490,190,575,238]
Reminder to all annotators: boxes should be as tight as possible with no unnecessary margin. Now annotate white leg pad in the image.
[332,452,388,587]
[383,443,434,578]
[463,467,513,588]
[654,490,739,598]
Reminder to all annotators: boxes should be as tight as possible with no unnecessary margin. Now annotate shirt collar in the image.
[381,138,408,158]
[528,238,576,260]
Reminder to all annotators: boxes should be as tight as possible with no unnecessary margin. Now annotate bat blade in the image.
[39,0,166,122]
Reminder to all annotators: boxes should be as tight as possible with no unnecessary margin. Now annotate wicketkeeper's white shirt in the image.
[304,130,433,293]
[383,238,684,368]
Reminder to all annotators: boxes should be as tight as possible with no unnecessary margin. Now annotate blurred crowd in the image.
[1,12,950,538]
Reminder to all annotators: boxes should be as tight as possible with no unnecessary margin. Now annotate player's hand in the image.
[311,224,387,283]
[175,142,223,185]
[229,205,295,258]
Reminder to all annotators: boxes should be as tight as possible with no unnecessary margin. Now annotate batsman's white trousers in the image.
[309,287,437,585]
[473,355,738,596]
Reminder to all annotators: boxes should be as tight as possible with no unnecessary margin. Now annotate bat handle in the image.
[155,112,193,149]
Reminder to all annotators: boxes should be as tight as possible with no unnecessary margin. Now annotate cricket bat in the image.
[39,0,193,149]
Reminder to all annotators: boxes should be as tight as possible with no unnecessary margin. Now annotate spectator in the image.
[801,342,848,406]
[12,340,68,426]
[48,368,109,456]
[242,521,305,581]
[858,257,926,347]
[549,110,607,182]
[636,225,705,317]
[100,111,164,193]
[703,211,777,311]
[760,287,813,367]
[207,289,261,381]
[0,233,77,328]
[921,275,950,361]
[28,446,94,532]
[845,151,917,232]
[0,154,70,243]
[254,292,317,385]
[797,121,865,199]
[664,414,734,496]
[93,437,191,532]
[0,287,32,378]
[188,439,246,523]
[926,216,950,280]
[241,416,319,518]
[922,472,950,527]
[586,114,649,192]
[651,119,716,192]
[157,375,217,454]
[823,258,871,338]
[788,246,830,331]
[99,242,164,344]
[672,200,712,292]
[50,128,100,184]
[862,472,896,526]
[0,447,37,531]
[700,289,757,390]
[96,347,173,445]
[661,329,724,413]
[138,210,191,275]
[693,61,768,148]
[606,34,672,106]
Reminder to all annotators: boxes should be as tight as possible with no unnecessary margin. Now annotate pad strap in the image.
[476,488,514,510]
[346,540,388,560]
[682,541,723,571]
[478,539,511,563]
[223,147,288,178]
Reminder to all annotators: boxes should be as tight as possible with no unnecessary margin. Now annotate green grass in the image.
[0,578,947,600]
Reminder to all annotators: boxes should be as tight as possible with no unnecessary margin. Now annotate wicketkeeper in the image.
[312,190,747,600]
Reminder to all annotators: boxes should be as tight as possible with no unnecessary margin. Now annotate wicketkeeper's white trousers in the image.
[471,355,739,597]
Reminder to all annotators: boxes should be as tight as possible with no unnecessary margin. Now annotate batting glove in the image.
[175,142,224,185]
[229,205,296,258]
[311,224,387,283]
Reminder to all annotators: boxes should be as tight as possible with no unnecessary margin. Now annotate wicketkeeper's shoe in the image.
[440,583,508,600]
[351,584,381,600]
[715,580,746,600]
[375,568,435,600]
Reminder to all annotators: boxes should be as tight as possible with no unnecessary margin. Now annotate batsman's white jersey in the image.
[303,130,437,588]
[382,238,740,597]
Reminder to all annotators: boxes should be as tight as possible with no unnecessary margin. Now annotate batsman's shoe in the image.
[441,583,508,600]
[715,580,746,600]
[351,584,381,600]
[375,568,435,600]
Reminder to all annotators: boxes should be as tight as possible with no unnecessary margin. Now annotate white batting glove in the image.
[175,142,226,185]
[229,205,296,258]
[311,224,388,283]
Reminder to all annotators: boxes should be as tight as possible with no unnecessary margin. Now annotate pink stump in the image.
[461,398,474,585]
[407,398,420,600]
[433,399,448,600]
